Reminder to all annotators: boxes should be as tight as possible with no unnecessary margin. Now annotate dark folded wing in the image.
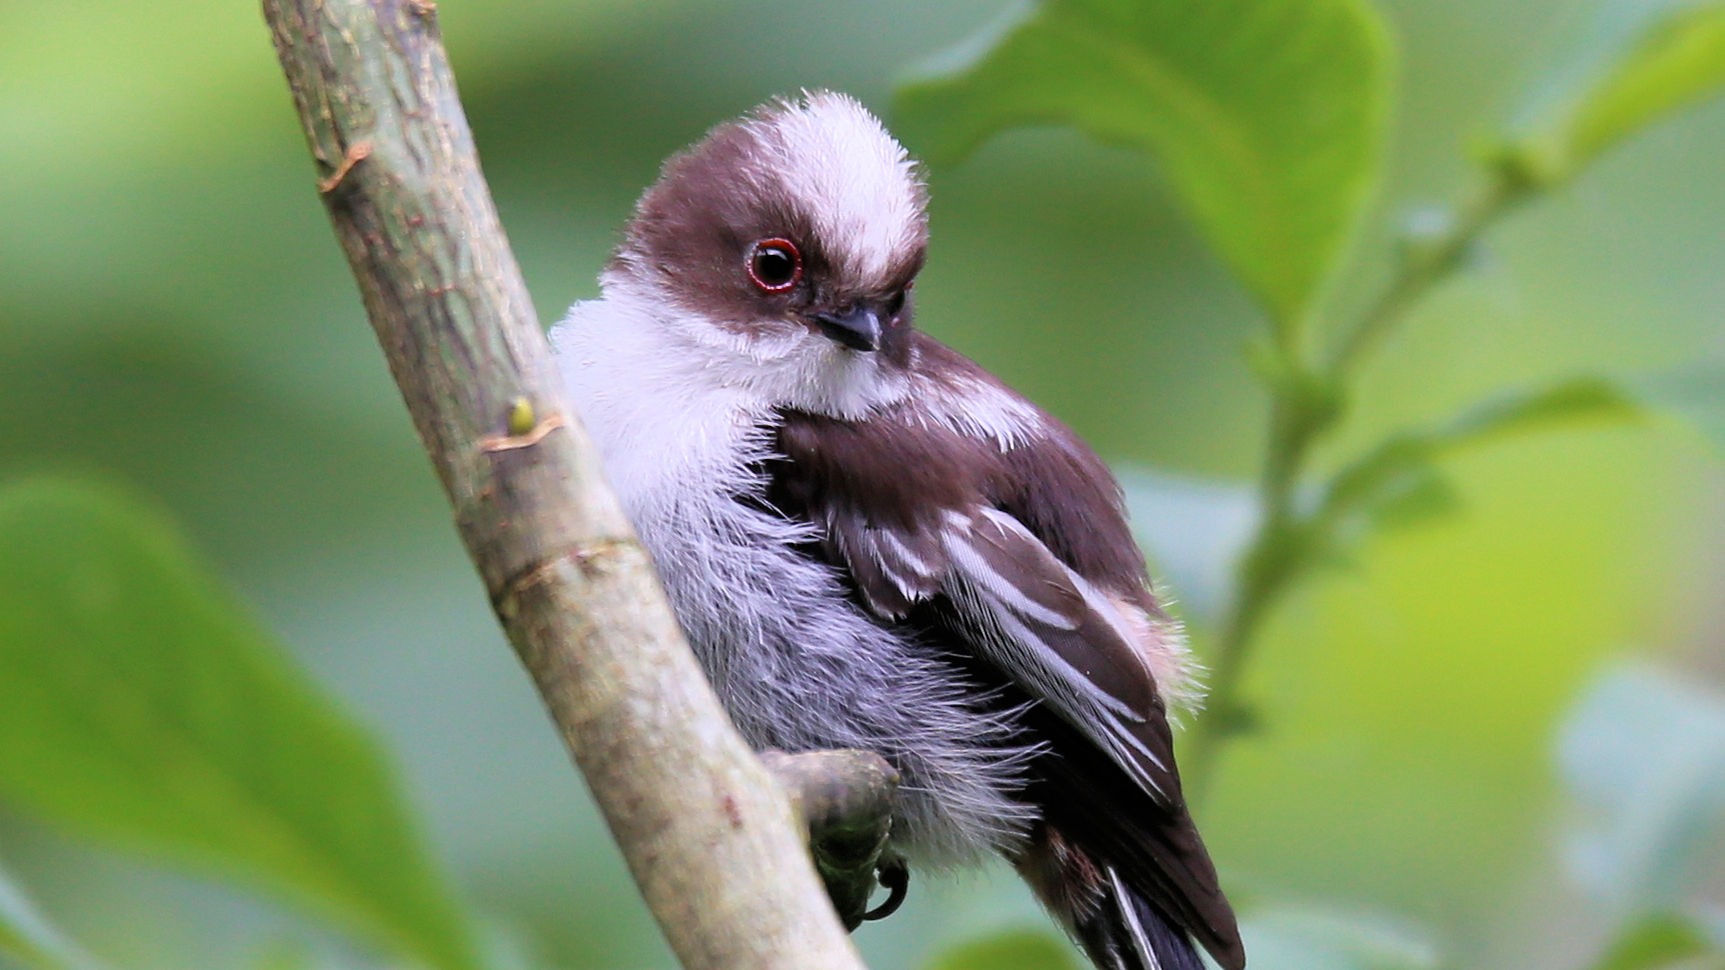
[844,501,1234,957]
[937,505,1177,800]
[766,392,1241,967]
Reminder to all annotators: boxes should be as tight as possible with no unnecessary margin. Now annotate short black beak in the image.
[812,305,882,352]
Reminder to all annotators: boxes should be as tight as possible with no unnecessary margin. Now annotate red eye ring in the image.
[746,237,802,293]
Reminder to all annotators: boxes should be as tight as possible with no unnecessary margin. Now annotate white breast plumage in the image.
[550,287,1039,868]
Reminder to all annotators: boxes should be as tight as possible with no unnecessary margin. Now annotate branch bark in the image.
[261,2,870,967]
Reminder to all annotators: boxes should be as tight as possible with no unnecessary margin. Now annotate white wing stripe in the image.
[943,516,1081,632]
[873,526,938,580]
[939,511,1169,796]
[984,594,1139,723]
[1109,865,1163,970]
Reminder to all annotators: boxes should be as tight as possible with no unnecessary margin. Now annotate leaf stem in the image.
[1329,170,1530,378]
[1183,166,1534,798]
[1183,377,1327,794]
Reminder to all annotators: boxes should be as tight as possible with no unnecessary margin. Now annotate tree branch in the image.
[260,1,870,966]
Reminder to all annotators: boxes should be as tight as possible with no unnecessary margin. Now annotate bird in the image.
[551,90,1244,970]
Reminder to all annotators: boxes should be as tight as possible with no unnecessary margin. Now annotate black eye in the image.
[746,237,802,293]
[885,288,907,318]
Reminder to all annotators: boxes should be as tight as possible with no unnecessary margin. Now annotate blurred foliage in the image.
[0,855,108,970]
[1631,366,1725,454]
[1561,667,1725,970]
[922,929,1081,970]
[898,0,1392,334]
[1587,913,1725,970]
[1560,665,1725,916]
[1,0,1724,968]
[1501,0,1725,188]
[913,0,1725,963]
[1235,904,1437,970]
[0,482,478,970]
[1310,376,1642,555]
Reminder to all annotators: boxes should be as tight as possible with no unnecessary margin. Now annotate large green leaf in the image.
[0,479,479,970]
[896,0,1393,331]
[1591,912,1722,970]
[0,857,108,970]
[923,928,1080,970]
[1502,0,1725,187]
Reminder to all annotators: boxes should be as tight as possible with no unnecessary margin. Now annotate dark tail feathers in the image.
[1086,864,1205,970]
[1017,829,1214,970]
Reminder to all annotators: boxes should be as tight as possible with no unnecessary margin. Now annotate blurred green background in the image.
[1,0,1722,968]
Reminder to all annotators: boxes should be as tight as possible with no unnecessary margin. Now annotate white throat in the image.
[550,277,908,525]
[581,272,909,419]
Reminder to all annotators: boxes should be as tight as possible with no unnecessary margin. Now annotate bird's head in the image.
[603,92,928,412]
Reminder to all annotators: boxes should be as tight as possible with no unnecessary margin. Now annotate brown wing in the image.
[763,366,1242,967]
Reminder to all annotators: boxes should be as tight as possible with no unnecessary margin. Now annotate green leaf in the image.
[0,856,108,970]
[1500,0,1725,187]
[1240,904,1437,970]
[1426,375,1641,441]
[923,928,1080,970]
[0,478,480,970]
[896,0,1393,332]
[1559,663,1725,911]
[1317,375,1640,547]
[1591,912,1719,970]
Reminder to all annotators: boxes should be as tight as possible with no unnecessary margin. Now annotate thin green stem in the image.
[1183,386,1326,796]
[1329,172,1529,379]
[1183,168,1536,800]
